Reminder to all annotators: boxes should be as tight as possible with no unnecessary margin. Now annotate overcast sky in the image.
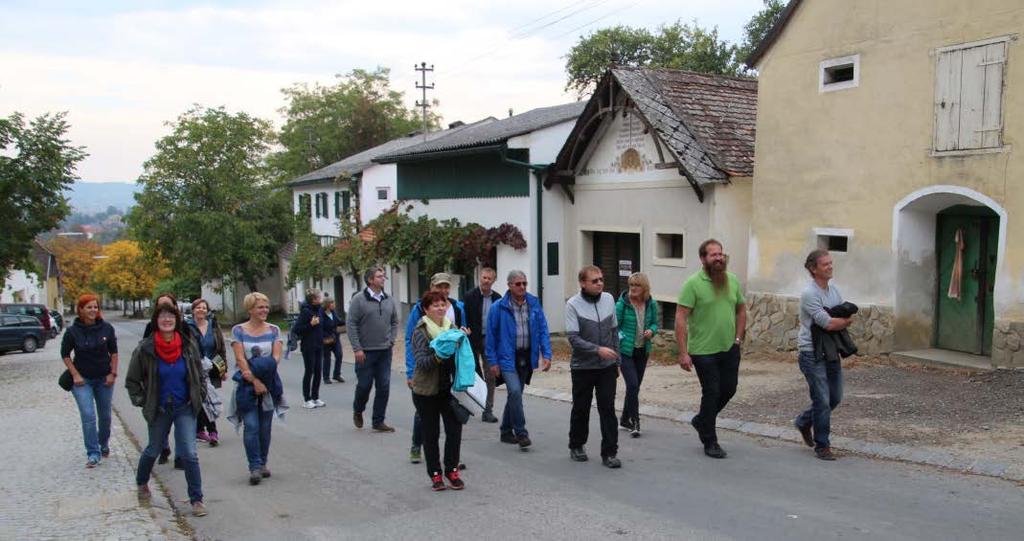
[1,0,764,183]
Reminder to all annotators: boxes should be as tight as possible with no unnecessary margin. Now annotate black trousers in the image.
[196,409,217,434]
[569,365,619,458]
[323,340,343,379]
[301,345,323,401]
[411,392,462,476]
[691,344,741,445]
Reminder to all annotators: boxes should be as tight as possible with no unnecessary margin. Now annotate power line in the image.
[553,0,642,39]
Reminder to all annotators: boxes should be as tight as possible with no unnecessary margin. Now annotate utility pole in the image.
[415,62,434,142]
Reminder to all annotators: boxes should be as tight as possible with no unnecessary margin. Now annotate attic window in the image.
[819,55,860,93]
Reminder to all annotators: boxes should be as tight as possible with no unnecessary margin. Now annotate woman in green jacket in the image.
[615,272,658,438]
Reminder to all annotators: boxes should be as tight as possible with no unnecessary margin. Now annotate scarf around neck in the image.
[154,331,183,365]
[421,316,452,339]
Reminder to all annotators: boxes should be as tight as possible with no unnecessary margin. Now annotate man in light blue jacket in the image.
[486,270,552,450]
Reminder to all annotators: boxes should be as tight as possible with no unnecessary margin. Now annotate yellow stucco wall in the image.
[750,0,1023,323]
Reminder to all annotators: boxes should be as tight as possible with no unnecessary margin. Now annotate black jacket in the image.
[463,287,501,356]
[61,317,118,379]
[294,302,325,348]
[811,302,859,362]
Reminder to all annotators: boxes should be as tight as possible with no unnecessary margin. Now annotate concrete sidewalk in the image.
[0,340,189,540]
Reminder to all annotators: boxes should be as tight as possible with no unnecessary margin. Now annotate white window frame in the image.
[813,227,854,253]
[819,54,860,94]
[652,228,687,268]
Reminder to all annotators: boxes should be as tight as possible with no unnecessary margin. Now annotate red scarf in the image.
[154,331,182,365]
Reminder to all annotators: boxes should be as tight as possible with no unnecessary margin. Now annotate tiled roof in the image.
[288,120,489,187]
[612,68,757,179]
[375,102,586,162]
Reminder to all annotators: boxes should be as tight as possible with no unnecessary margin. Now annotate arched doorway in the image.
[892,186,1006,355]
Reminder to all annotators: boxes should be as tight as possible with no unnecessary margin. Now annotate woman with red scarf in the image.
[126,304,210,517]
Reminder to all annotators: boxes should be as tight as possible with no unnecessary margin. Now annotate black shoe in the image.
[815,447,837,461]
[500,432,517,444]
[324,379,332,385]
[173,457,184,470]
[517,434,532,449]
[703,443,727,459]
[372,423,396,433]
[796,422,814,448]
[481,410,498,423]
[602,455,622,468]
[619,418,634,431]
[158,448,170,465]
[353,412,363,429]
[631,417,640,438]
[569,447,589,462]
[334,375,345,383]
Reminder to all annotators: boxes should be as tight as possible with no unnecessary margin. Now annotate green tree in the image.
[126,106,291,292]
[564,20,743,97]
[737,0,788,66]
[0,112,87,278]
[272,68,433,179]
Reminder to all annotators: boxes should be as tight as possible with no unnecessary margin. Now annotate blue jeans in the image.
[70,377,113,460]
[795,351,843,450]
[353,349,392,425]
[241,405,274,472]
[500,369,527,438]
[619,347,649,426]
[136,402,203,503]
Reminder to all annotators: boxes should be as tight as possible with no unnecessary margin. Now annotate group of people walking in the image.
[60,238,854,510]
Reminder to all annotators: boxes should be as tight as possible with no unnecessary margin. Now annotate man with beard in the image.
[675,239,747,459]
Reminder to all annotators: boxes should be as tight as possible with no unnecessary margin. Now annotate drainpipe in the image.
[500,147,549,306]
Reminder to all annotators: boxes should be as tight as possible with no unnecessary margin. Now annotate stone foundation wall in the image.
[744,292,894,355]
[992,320,1024,368]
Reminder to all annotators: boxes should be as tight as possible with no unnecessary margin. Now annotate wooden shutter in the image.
[980,41,1006,149]
[934,49,963,151]
[334,192,341,218]
[342,191,351,217]
[936,42,1006,151]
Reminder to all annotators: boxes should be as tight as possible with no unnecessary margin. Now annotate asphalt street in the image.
[107,318,1024,541]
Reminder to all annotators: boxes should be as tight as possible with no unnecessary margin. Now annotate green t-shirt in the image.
[677,270,745,355]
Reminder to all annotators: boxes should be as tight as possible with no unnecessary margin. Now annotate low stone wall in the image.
[744,292,894,355]
[992,320,1024,368]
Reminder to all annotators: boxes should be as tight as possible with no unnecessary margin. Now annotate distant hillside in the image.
[65,181,140,213]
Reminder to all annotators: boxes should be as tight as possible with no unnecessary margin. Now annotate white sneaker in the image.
[314,399,326,408]
[302,400,316,409]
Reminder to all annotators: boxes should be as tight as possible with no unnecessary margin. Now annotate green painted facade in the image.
[396,148,530,200]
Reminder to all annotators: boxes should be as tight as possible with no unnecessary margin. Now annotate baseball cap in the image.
[430,272,453,286]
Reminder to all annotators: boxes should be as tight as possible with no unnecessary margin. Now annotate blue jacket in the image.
[232,355,284,414]
[293,302,325,348]
[405,297,465,380]
[430,329,476,392]
[485,292,552,372]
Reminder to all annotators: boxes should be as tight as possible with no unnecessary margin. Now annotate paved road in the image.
[107,318,1023,541]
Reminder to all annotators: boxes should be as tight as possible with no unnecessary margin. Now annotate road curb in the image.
[523,385,1022,483]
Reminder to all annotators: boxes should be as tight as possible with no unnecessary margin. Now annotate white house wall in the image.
[1,269,44,305]
[360,163,398,225]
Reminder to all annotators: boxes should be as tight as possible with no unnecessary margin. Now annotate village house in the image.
[374,102,584,330]
[1,240,63,311]
[548,68,756,331]
[743,0,1023,367]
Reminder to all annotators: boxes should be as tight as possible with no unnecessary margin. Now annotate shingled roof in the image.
[549,68,757,201]
[288,120,489,187]
[374,102,585,162]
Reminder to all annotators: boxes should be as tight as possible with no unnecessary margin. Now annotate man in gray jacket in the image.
[565,265,621,468]
[346,267,399,432]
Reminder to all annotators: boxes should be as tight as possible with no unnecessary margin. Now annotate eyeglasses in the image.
[589,277,604,284]
[512,281,527,286]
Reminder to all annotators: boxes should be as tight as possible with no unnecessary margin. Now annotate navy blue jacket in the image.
[232,355,284,413]
[293,302,325,349]
[61,317,118,379]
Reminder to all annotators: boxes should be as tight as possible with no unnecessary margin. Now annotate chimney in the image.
[447,121,465,129]
[508,108,514,118]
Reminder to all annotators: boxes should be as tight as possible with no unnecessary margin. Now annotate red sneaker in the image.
[431,472,447,491]
[445,469,465,490]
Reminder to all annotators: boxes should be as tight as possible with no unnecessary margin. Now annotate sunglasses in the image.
[589,277,604,284]
[511,281,527,286]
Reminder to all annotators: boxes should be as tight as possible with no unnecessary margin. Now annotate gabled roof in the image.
[549,68,757,201]
[288,120,487,187]
[374,102,585,162]
[744,0,803,68]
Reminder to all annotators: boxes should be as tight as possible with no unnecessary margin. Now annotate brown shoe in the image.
[372,422,395,433]
[815,447,837,461]
[353,412,363,429]
[191,501,208,517]
[796,423,814,447]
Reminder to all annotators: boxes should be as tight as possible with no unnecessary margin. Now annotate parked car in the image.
[50,310,64,332]
[0,304,53,338]
[0,314,47,353]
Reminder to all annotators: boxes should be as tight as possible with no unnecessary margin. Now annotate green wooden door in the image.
[935,207,998,355]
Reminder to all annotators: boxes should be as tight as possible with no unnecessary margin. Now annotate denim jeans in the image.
[353,348,392,425]
[569,365,619,458]
[412,392,462,476]
[241,405,274,472]
[323,340,343,380]
[500,367,528,438]
[619,347,649,426]
[301,345,323,401]
[691,344,741,445]
[70,377,113,460]
[795,351,843,450]
[136,401,203,503]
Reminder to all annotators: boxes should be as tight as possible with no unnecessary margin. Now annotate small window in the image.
[546,242,559,276]
[659,301,676,330]
[377,187,389,201]
[819,54,860,93]
[656,233,684,259]
[817,235,849,252]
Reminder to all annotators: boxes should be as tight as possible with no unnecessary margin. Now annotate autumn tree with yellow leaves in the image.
[47,236,102,307]
[93,240,169,310]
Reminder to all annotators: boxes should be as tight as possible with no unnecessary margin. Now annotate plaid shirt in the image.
[512,298,530,350]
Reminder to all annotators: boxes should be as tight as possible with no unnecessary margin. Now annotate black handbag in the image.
[58,369,73,391]
[449,396,473,425]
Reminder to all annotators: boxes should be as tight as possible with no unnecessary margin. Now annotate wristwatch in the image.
[734,337,742,345]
